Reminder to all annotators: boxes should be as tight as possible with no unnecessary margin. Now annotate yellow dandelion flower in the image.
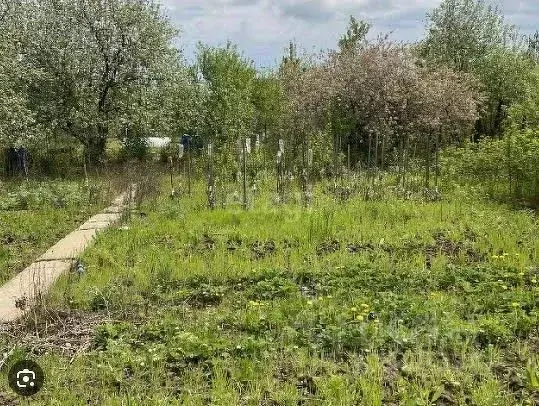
[356,315,364,321]
[511,302,520,308]
[350,307,358,312]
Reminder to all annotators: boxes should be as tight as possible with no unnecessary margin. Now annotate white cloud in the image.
[160,0,539,68]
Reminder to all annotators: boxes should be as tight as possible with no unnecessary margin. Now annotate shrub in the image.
[442,131,539,205]
[29,144,83,177]
[120,136,149,162]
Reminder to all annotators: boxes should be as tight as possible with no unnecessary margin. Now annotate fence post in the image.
[242,137,249,210]
[277,139,284,201]
[207,143,215,209]
[306,148,313,206]
[187,137,192,196]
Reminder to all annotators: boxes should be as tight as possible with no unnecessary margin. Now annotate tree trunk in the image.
[494,100,504,139]
[86,133,107,170]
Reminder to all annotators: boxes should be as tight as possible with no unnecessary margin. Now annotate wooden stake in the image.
[243,137,248,210]
[187,137,192,196]
[347,143,351,173]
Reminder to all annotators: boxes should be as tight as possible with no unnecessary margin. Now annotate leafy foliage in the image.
[421,0,531,137]
[3,0,182,164]
[0,0,34,146]
[0,0,537,208]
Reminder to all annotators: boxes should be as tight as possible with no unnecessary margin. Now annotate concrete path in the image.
[0,187,135,323]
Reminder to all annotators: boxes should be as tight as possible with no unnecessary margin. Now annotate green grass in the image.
[1,179,538,405]
[0,178,124,283]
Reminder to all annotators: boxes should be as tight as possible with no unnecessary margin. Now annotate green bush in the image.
[442,131,539,204]
[0,148,6,177]
[158,143,176,164]
[28,145,83,177]
[119,136,149,162]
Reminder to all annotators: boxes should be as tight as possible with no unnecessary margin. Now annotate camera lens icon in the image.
[8,360,44,397]
[17,369,36,388]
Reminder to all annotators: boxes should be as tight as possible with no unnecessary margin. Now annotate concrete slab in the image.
[0,260,72,323]
[85,212,122,224]
[75,213,122,232]
[111,193,129,206]
[78,222,111,230]
[0,188,134,323]
[103,205,124,214]
[38,229,98,261]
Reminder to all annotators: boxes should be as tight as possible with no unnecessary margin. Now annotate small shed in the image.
[146,137,171,148]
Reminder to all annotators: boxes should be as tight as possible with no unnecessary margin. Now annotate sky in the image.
[160,0,539,69]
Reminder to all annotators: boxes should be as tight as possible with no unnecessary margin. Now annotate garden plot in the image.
[1,181,538,405]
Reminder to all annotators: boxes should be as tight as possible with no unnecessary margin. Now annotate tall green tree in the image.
[0,0,34,147]
[422,0,529,138]
[22,0,179,164]
[196,43,256,147]
[422,0,518,71]
[338,16,370,52]
[251,74,285,145]
[527,31,539,63]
